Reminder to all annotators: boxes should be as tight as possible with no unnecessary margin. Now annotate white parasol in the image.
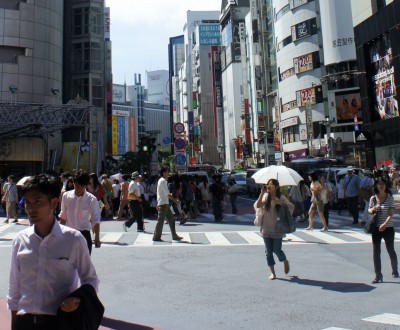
[16,176,32,186]
[110,173,123,183]
[251,165,303,186]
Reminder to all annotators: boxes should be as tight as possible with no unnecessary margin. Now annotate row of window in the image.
[73,7,103,36]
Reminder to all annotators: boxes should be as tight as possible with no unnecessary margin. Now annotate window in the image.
[0,46,24,64]
[283,125,300,144]
[275,4,289,21]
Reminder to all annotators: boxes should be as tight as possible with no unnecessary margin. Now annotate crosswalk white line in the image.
[321,327,351,330]
[285,233,306,243]
[101,233,124,244]
[395,232,400,239]
[133,233,154,246]
[362,313,400,326]
[303,230,348,244]
[341,231,371,242]
[0,224,13,234]
[238,231,263,245]
[204,232,231,245]
[0,232,19,241]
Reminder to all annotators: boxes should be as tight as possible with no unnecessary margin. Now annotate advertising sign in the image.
[335,91,362,123]
[112,84,126,104]
[280,117,298,129]
[367,33,398,121]
[299,124,307,141]
[293,52,317,74]
[198,24,221,45]
[279,67,295,82]
[319,0,356,65]
[296,87,316,107]
[282,100,297,112]
[291,18,316,42]
[104,7,110,40]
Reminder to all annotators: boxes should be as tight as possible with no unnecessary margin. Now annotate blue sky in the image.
[106,0,220,86]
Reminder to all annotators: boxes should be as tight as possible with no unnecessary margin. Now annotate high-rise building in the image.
[0,0,94,176]
[220,0,250,169]
[192,22,222,165]
[354,0,400,167]
[63,0,108,173]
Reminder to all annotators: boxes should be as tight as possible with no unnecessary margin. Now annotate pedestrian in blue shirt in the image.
[344,166,361,224]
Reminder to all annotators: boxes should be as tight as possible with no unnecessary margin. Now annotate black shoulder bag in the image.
[364,196,378,234]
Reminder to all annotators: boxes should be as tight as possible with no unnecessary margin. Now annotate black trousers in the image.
[323,203,330,226]
[14,314,57,330]
[346,196,359,222]
[125,200,144,230]
[372,226,398,277]
[80,230,92,255]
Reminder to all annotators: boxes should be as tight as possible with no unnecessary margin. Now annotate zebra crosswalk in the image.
[1,226,398,248]
[322,313,400,329]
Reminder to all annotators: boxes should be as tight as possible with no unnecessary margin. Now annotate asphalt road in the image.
[0,196,399,330]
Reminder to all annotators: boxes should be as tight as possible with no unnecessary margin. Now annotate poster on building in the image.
[113,85,126,104]
[319,0,356,65]
[335,91,363,123]
[293,52,320,74]
[296,87,316,107]
[299,124,307,141]
[367,33,399,121]
[291,17,316,42]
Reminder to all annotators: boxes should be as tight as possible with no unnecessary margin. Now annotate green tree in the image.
[116,151,148,174]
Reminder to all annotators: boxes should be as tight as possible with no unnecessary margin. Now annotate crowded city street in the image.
[0,195,399,330]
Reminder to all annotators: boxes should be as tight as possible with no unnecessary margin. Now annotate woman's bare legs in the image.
[306,209,314,230]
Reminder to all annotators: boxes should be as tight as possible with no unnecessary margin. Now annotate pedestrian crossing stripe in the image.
[1,229,394,248]
[362,313,400,326]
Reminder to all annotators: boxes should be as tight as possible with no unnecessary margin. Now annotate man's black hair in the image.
[73,170,90,186]
[21,174,62,201]
[161,167,169,176]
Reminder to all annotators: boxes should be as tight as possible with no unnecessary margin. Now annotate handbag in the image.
[254,207,264,226]
[364,214,377,234]
[228,184,239,194]
[276,204,296,233]
[364,196,377,234]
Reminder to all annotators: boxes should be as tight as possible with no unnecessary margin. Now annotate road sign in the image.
[175,153,186,166]
[174,138,185,150]
[174,123,185,134]
[163,137,171,145]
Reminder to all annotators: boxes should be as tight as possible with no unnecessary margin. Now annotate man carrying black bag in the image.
[7,175,103,330]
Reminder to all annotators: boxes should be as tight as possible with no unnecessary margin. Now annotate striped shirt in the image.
[369,194,395,227]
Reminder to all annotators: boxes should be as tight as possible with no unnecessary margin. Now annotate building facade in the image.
[354,0,400,167]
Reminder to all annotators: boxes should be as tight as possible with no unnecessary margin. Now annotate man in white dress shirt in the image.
[153,167,183,242]
[8,174,99,330]
[59,171,101,254]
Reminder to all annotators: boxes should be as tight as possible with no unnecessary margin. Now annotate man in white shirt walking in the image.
[123,171,145,232]
[153,167,183,242]
[59,171,101,254]
[8,174,99,330]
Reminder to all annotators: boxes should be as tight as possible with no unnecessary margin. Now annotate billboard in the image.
[104,7,110,40]
[367,33,398,121]
[291,17,317,42]
[335,92,362,124]
[296,86,323,107]
[113,84,126,104]
[198,24,221,45]
[293,51,320,74]
[319,0,356,65]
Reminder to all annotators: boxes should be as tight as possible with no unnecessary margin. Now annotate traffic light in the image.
[149,138,157,153]
[142,145,149,152]
[140,136,149,153]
